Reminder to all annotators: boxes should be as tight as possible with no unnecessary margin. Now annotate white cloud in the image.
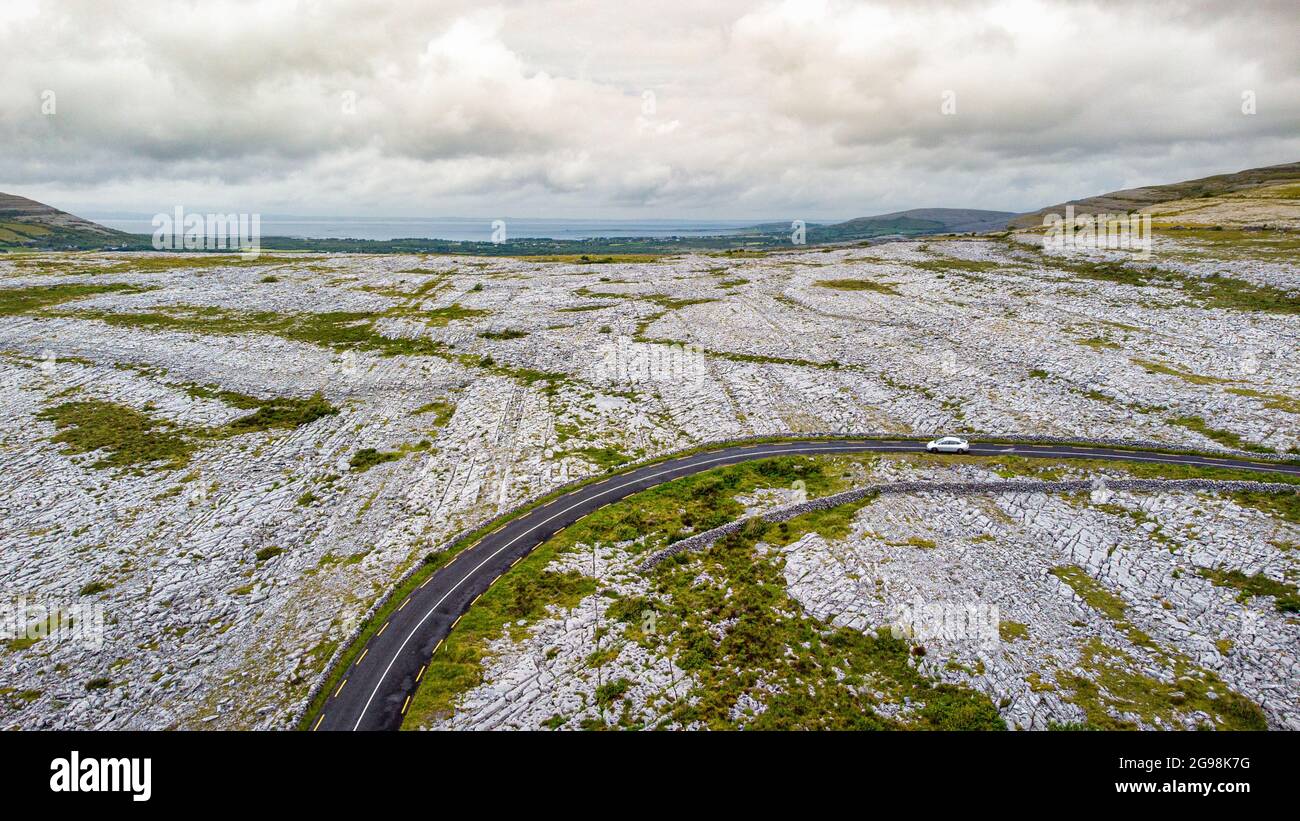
[1,0,1295,219]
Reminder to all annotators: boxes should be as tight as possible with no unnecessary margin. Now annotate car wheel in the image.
[927,446,935,453]
[959,448,969,454]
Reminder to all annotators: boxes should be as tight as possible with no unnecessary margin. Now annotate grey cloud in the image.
[1,0,1295,218]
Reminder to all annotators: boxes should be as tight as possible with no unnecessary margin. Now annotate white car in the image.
[926,436,970,454]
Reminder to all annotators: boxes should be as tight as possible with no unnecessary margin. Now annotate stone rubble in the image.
[423,458,1299,731]
[0,233,1295,728]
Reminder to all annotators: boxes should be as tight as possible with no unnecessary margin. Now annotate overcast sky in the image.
[2,0,1296,220]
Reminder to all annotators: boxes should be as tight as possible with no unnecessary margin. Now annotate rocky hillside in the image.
[0,193,136,250]
[1010,161,1300,230]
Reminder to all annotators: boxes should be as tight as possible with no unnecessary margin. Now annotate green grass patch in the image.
[814,278,899,295]
[424,303,491,327]
[644,294,716,310]
[185,384,338,433]
[349,448,404,473]
[87,255,328,274]
[1197,567,1300,613]
[0,282,153,317]
[1050,565,1129,622]
[1226,387,1300,416]
[1167,415,1271,453]
[572,286,633,299]
[66,306,450,358]
[478,329,528,340]
[1153,228,1300,262]
[411,399,457,427]
[553,445,629,471]
[77,580,112,596]
[595,677,633,710]
[1228,490,1300,525]
[1040,252,1300,314]
[1076,336,1119,350]
[712,349,840,369]
[555,304,613,313]
[1187,272,1300,313]
[348,437,435,474]
[38,389,338,472]
[1131,358,1231,386]
[38,400,200,471]
[222,393,338,433]
[999,621,1029,642]
[1058,638,1266,730]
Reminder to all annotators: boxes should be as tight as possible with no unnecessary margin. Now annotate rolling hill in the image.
[1009,161,1300,229]
[0,192,139,250]
[746,208,1018,242]
[821,207,1019,237]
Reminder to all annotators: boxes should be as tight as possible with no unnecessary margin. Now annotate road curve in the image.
[311,439,1299,731]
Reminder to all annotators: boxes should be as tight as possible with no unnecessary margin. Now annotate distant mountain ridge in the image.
[2,161,1296,252]
[828,207,1018,235]
[745,207,1018,242]
[0,195,1016,252]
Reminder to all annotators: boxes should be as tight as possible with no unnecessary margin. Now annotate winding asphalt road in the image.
[310,439,1299,731]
